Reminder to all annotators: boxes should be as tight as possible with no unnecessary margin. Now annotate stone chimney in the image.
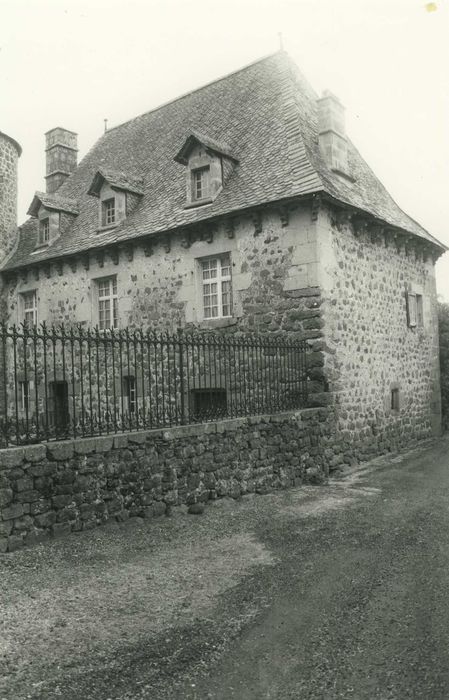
[0,130,21,264]
[45,127,78,193]
[317,91,349,176]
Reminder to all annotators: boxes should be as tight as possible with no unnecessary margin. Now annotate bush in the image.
[438,302,449,431]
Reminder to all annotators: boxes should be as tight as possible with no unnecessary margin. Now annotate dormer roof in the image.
[87,168,144,197]
[174,129,239,166]
[27,191,79,217]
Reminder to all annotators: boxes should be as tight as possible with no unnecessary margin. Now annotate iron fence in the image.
[0,322,308,447]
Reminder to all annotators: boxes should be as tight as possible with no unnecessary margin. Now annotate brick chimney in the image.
[317,91,349,176]
[45,127,78,193]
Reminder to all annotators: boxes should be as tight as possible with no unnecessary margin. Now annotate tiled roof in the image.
[27,191,79,217]
[174,129,238,165]
[3,51,445,271]
[87,168,144,197]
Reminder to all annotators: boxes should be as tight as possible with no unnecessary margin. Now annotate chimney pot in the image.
[45,127,78,193]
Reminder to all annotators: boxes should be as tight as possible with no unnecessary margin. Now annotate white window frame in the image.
[96,276,118,330]
[200,255,232,320]
[21,290,38,326]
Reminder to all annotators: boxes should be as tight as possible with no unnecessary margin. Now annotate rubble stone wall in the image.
[317,204,442,457]
[0,132,20,264]
[0,408,336,553]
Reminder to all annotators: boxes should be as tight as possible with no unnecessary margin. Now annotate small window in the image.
[407,292,424,328]
[192,167,210,201]
[391,388,400,411]
[124,375,136,414]
[416,295,424,327]
[39,218,50,245]
[201,255,232,319]
[21,290,38,325]
[19,381,30,412]
[102,198,116,226]
[192,388,227,421]
[96,276,118,330]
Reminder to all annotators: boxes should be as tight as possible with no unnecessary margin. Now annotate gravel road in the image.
[1,436,448,699]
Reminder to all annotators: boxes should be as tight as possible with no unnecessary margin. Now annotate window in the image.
[48,380,69,434]
[124,375,136,414]
[19,381,30,412]
[391,388,400,412]
[39,218,50,245]
[416,295,424,327]
[21,291,38,325]
[192,388,227,421]
[192,167,210,201]
[407,292,424,328]
[102,198,116,226]
[97,276,118,330]
[201,255,232,319]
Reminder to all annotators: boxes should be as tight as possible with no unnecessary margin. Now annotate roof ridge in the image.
[105,51,282,135]
[278,54,324,195]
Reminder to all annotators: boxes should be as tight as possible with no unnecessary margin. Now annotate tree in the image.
[438,302,449,431]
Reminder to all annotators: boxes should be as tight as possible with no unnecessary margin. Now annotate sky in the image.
[1,0,449,299]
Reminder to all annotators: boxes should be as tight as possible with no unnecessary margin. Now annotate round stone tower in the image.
[0,130,22,264]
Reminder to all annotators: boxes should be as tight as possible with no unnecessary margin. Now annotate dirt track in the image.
[1,436,448,699]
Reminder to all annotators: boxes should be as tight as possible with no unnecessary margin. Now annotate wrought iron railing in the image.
[0,323,308,447]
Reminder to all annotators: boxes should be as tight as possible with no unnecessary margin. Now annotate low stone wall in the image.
[0,408,337,553]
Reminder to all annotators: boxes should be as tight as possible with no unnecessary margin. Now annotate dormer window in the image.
[27,191,78,250]
[102,198,116,226]
[192,167,210,201]
[174,130,238,209]
[39,218,50,245]
[87,168,144,232]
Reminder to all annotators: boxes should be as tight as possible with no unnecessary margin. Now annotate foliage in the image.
[438,302,449,431]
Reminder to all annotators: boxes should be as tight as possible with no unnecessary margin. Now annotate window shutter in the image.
[406,292,417,327]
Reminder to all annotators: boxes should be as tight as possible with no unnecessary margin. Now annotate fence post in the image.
[177,327,186,425]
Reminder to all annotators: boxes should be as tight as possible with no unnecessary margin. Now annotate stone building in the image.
[0,50,446,457]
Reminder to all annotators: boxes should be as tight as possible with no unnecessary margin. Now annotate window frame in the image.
[39,218,50,246]
[19,380,30,413]
[101,197,116,227]
[96,276,118,330]
[407,291,424,328]
[200,254,233,320]
[124,375,136,415]
[192,387,227,421]
[191,166,210,202]
[20,290,38,326]
[391,387,400,412]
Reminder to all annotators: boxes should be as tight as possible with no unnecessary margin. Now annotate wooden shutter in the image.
[406,292,417,327]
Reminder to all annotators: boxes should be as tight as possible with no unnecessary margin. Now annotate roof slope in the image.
[3,51,444,271]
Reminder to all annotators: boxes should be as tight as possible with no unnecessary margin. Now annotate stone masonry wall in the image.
[4,202,329,419]
[317,204,441,458]
[5,204,321,339]
[0,132,19,265]
[0,408,336,552]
